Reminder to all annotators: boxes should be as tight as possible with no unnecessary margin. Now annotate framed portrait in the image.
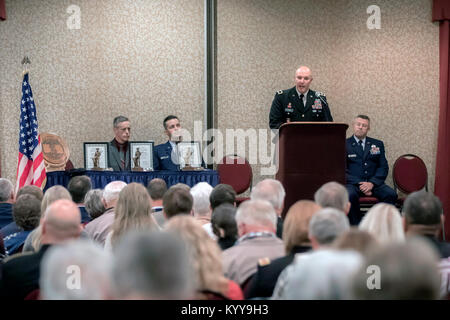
[84,142,109,170]
[130,141,154,171]
[177,141,202,169]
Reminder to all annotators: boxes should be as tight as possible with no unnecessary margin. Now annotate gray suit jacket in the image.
[108,139,130,171]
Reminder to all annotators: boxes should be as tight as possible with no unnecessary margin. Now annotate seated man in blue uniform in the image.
[153,115,182,171]
[108,116,131,171]
[269,66,333,129]
[346,115,397,225]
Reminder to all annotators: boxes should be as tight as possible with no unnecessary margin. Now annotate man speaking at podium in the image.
[269,66,333,129]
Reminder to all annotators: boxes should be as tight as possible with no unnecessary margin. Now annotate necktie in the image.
[358,139,364,152]
[299,94,305,108]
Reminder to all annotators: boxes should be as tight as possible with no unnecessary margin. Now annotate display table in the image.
[44,169,220,191]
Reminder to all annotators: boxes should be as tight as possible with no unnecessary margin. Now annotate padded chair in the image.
[392,154,428,207]
[217,155,253,206]
[359,196,379,212]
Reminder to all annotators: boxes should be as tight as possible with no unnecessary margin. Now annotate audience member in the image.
[162,185,193,220]
[358,203,405,244]
[23,185,72,253]
[67,175,92,223]
[0,199,82,299]
[105,183,159,250]
[314,181,351,215]
[211,203,238,250]
[402,190,450,258]
[246,200,320,299]
[250,179,286,238]
[0,178,14,228]
[40,239,112,300]
[190,182,215,239]
[351,237,441,299]
[3,194,41,255]
[84,189,106,220]
[84,181,126,247]
[222,200,284,287]
[147,178,167,213]
[332,229,379,257]
[273,249,362,300]
[108,116,131,171]
[210,184,236,210]
[165,215,243,300]
[111,231,195,299]
[308,208,350,249]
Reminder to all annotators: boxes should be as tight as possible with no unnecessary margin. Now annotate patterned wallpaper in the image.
[1,0,439,196]
[217,0,439,193]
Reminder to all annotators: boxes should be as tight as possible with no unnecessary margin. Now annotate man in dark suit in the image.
[153,115,182,171]
[108,116,131,171]
[346,115,397,225]
[0,199,82,299]
[269,66,333,129]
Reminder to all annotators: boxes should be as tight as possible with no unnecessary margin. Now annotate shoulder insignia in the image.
[2,250,34,263]
[258,257,271,267]
[277,90,283,95]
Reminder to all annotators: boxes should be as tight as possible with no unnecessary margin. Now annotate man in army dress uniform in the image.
[269,66,333,129]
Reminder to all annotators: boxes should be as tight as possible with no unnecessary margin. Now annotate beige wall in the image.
[217,0,439,193]
[1,0,439,194]
[0,0,204,182]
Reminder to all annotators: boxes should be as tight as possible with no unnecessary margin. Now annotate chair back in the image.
[217,155,252,195]
[393,154,428,194]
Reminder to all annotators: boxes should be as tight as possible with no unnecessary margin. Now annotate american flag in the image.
[15,72,46,193]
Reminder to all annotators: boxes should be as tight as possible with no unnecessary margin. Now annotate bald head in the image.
[294,66,313,94]
[42,199,82,244]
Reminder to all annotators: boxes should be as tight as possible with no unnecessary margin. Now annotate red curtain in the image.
[433,0,450,240]
[0,0,5,20]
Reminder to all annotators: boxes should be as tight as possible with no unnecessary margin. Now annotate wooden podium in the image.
[276,122,349,219]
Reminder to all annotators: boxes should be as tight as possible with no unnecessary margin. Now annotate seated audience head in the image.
[0,178,14,203]
[102,181,127,209]
[250,179,286,216]
[308,208,350,248]
[40,239,112,300]
[163,115,181,141]
[190,182,213,219]
[402,190,443,237]
[209,184,236,210]
[235,199,277,237]
[332,229,379,257]
[163,186,193,219]
[281,249,363,300]
[67,175,92,204]
[111,183,159,247]
[147,178,167,201]
[359,203,405,244]
[113,116,131,144]
[211,203,238,241]
[283,200,321,254]
[314,181,350,215]
[16,185,44,201]
[112,231,194,299]
[172,183,190,191]
[351,237,441,299]
[13,194,42,231]
[84,189,106,220]
[41,199,82,244]
[165,215,229,299]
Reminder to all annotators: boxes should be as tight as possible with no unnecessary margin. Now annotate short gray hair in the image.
[309,208,350,245]
[0,178,14,202]
[103,181,127,204]
[113,116,129,128]
[236,199,277,230]
[40,239,112,300]
[190,182,213,217]
[112,231,194,299]
[314,181,349,212]
[250,179,285,210]
[84,189,106,219]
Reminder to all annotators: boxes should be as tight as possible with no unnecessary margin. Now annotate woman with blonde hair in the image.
[105,183,159,249]
[358,203,405,244]
[165,215,243,300]
[245,200,321,299]
[23,185,73,252]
